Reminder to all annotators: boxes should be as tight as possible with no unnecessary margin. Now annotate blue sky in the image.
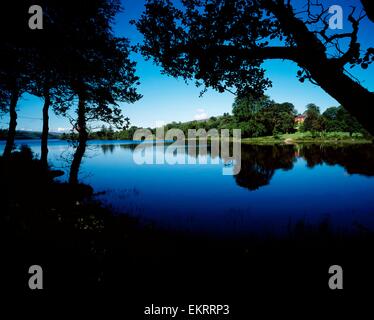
[1,0,373,132]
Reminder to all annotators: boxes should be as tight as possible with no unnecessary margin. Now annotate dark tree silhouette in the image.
[29,53,74,168]
[28,2,75,168]
[361,0,374,22]
[0,48,32,158]
[1,1,71,161]
[30,0,133,170]
[63,2,141,184]
[0,0,141,172]
[0,1,43,158]
[135,0,374,134]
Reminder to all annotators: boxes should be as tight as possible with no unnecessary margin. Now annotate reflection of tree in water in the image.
[78,142,374,191]
[235,145,296,191]
[235,143,374,191]
[101,144,116,154]
[300,144,374,176]
[120,143,139,152]
[100,143,140,154]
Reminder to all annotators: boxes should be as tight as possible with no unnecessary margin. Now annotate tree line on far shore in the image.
[60,95,369,141]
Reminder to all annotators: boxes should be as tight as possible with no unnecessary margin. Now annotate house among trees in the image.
[294,115,306,125]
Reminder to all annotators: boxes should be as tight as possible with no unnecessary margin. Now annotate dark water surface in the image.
[2,139,374,236]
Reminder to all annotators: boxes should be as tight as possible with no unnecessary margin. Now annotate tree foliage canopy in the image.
[233,95,273,122]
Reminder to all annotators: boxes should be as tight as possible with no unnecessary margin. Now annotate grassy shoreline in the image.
[241,132,373,145]
[2,131,371,146]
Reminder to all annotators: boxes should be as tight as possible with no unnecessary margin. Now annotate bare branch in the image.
[335,7,366,67]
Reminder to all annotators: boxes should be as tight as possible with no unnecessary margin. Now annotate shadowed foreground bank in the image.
[1,147,373,312]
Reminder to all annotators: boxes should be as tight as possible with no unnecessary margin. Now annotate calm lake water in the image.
[2,139,374,236]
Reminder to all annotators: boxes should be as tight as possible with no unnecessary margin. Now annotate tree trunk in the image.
[41,90,51,168]
[303,59,374,134]
[69,94,88,184]
[3,88,20,158]
[361,0,374,23]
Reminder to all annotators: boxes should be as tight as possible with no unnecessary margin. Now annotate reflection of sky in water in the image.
[1,139,374,236]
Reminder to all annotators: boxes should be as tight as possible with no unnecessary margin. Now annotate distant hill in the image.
[0,130,63,140]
